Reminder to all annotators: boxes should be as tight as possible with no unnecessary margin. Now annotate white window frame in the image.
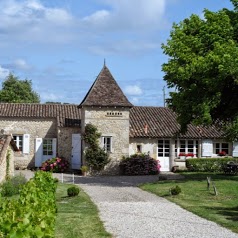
[158,139,170,157]
[13,135,23,151]
[175,139,198,157]
[213,142,229,155]
[102,136,112,153]
[43,138,53,156]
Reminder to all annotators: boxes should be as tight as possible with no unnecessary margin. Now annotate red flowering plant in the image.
[178,153,186,157]
[186,153,195,157]
[41,157,69,172]
[218,151,227,156]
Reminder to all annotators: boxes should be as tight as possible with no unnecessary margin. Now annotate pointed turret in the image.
[79,65,133,108]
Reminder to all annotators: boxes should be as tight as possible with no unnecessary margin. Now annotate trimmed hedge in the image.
[186,158,238,172]
[120,154,159,175]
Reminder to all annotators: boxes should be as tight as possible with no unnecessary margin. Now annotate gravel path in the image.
[77,176,238,238]
[15,170,238,238]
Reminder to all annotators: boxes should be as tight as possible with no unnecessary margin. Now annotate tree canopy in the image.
[162,0,238,140]
[0,73,40,103]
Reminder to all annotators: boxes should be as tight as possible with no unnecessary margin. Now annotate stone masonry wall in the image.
[0,146,14,183]
[0,118,57,168]
[82,107,130,174]
[57,127,81,163]
[129,138,158,159]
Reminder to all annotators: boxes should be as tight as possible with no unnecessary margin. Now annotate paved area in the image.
[15,170,238,238]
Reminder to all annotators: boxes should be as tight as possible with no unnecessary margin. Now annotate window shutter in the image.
[233,142,238,157]
[23,134,30,154]
[35,138,43,167]
[52,138,57,157]
[202,139,213,157]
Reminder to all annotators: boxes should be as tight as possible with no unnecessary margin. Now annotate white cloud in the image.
[0,0,168,55]
[131,97,139,104]
[13,59,32,70]
[40,92,61,102]
[0,0,74,44]
[83,0,166,32]
[0,66,10,80]
[124,85,143,96]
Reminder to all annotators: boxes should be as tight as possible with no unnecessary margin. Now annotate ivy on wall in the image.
[5,149,11,180]
[83,123,110,171]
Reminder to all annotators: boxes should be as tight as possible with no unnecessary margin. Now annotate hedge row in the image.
[120,154,159,175]
[186,158,238,172]
[0,171,57,238]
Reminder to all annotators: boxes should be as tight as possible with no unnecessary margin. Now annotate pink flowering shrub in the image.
[41,157,69,173]
[120,154,160,175]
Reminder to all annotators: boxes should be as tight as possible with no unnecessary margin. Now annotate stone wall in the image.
[129,138,158,159]
[0,118,57,168]
[57,127,81,162]
[0,136,14,183]
[82,107,130,174]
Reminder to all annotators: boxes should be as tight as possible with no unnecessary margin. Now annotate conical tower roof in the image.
[79,65,133,108]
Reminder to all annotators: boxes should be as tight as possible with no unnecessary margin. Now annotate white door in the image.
[158,139,170,171]
[202,139,213,157]
[71,134,81,169]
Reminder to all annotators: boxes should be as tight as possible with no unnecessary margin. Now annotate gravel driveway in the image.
[77,175,238,238]
[15,171,238,238]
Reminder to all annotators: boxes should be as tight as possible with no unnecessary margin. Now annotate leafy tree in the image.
[162,0,238,140]
[0,73,40,103]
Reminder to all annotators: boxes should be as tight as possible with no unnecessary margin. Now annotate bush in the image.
[186,158,238,172]
[41,157,69,172]
[67,186,80,197]
[0,171,57,237]
[0,174,27,197]
[83,124,110,171]
[119,154,160,175]
[170,185,181,195]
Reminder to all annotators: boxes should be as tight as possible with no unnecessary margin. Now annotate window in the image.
[175,140,198,157]
[102,137,112,152]
[136,145,142,153]
[213,142,229,155]
[43,139,53,156]
[158,140,170,157]
[13,135,23,151]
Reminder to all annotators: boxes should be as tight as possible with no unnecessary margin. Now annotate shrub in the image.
[0,171,57,237]
[41,157,69,172]
[186,158,238,172]
[83,124,110,171]
[67,186,80,197]
[119,153,159,175]
[170,185,181,195]
[0,174,27,197]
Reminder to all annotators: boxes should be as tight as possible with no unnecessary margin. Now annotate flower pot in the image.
[179,156,186,160]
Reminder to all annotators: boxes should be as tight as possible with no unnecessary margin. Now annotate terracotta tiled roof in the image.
[79,65,133,108]
[129,106,224,139]
[0,103,81,127]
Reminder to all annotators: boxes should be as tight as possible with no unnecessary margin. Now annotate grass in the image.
[140,172,238,233]
[55,183,112,238]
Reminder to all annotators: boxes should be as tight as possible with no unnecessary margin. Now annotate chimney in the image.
[144,124,148,134]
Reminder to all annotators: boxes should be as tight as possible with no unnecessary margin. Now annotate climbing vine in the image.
[83,123,110,171]
[5,149,11,180]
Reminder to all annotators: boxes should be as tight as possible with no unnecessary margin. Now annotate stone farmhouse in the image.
[0,65,237,172]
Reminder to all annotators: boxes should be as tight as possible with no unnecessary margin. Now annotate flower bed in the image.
[41,157,69,172]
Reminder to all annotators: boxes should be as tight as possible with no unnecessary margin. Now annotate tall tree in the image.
[162,0,238,140]
[0,73,40,103]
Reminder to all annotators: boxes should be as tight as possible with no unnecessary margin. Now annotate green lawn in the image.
[140,173,238,233]
[55,183,112,238]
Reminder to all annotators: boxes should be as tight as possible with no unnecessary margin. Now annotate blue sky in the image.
[0,0,233,106]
